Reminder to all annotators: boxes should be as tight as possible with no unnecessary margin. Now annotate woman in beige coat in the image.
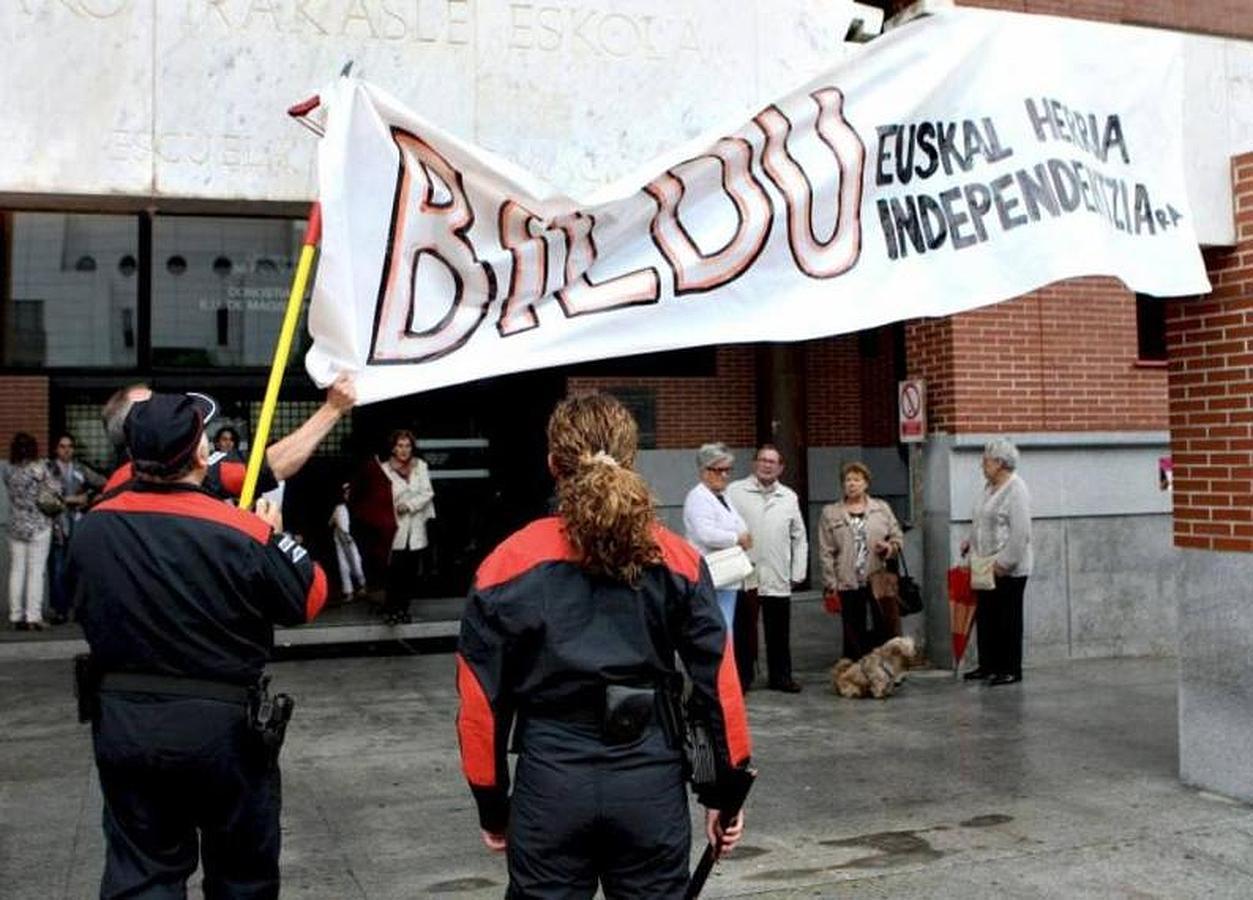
[818,461,904,661]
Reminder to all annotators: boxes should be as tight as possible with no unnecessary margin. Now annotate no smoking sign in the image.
[898,379,927,443]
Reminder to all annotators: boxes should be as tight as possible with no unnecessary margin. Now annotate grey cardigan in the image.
[971,473,1033,577]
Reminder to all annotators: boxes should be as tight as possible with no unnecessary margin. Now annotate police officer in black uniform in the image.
[68,393,329,899]
[456,392,752,899]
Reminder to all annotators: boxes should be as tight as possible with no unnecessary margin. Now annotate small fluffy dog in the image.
[831,636,916,699]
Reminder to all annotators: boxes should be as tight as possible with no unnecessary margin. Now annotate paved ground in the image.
[0,593,464,657]
[3,598,1252,899]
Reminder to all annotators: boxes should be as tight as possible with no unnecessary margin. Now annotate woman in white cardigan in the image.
[379,429,435,625]
[962,437,1033,686]
[683,443,752,633]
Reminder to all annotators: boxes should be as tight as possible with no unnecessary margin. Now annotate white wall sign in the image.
[899,379,927,443]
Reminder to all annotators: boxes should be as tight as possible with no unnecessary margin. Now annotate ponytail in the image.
[547,394,661,584]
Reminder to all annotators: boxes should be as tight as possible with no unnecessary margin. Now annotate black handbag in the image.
[893,553,924,616]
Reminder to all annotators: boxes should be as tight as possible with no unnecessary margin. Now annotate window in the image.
[152,216,307,368]
[1136,294,1167,363]
[1,212,139,368]
[603,387,657,448]
[248,399,353,457]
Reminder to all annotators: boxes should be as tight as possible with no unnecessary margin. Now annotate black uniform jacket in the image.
[456,517,752,831]
[68,481,328,686]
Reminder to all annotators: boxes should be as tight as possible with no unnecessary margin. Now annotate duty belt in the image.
[519,685,660,746]
[98,672,251,705]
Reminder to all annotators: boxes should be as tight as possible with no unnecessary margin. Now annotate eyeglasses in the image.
[705,466,732,474]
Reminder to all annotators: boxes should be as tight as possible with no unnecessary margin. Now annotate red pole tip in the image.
[287,95,321,119]
[305,203,322,247]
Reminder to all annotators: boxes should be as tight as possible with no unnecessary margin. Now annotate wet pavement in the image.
[2,597,1252,899]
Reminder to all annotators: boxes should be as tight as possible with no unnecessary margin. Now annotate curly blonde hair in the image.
[547,393,661,585]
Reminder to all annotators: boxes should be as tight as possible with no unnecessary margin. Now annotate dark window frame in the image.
[1135,293,1167,364]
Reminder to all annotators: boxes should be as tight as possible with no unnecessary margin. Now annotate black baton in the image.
[685,767,757,900]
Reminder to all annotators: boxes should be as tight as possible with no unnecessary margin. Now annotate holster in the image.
[73,653,101,724]
[602,685,655,744]
[657,674,719,792]
[248,674,295,763]
[685,714,719,793]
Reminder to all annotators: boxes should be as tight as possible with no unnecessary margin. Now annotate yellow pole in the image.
[240,202,322,509]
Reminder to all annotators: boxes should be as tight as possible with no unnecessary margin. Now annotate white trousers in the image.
[334,535,365,596]
[8,528,51,624]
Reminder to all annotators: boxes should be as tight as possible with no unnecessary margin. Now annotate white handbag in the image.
[970,554,997,591]
[704,546,754,589]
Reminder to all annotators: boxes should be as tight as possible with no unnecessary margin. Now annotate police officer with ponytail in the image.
[456,392,753,898]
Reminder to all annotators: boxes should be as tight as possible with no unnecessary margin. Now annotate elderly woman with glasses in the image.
[961,438,1033,686]
[683,442,752,632]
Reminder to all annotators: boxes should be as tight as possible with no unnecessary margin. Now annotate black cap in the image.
[124,392,217,476]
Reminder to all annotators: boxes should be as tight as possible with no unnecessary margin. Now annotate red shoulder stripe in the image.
[475,517,577,590]
[94,490,271,544]
[456,654,497,787]
[717,634,752,766]
[653,524,702,582]
[305,564,328,622]
[218,460,246,498]
[103,463,133,493]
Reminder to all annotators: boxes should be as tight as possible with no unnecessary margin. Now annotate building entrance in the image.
[47,368,564,628]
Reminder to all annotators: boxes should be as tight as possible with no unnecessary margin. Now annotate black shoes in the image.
[966,668,1022,685]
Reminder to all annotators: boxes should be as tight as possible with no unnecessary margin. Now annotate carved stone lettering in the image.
[189,0,473,45]
[105,129,298,174]
[18,0,131,18]
[507,3,698,59]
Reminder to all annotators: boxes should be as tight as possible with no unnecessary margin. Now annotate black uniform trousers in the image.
[506,718,690,900]
[974,575,1028,678]
[734,590,796,688]
[94,693,280,900]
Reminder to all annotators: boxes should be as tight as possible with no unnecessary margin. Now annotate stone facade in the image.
[0,0,870,203]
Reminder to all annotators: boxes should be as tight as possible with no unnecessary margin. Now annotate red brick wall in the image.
[568,332,900,450]
[0,376,49,458]
[906,282,1167,434]
[806,336,861,445]
[1167,153,1253,551]
[568,346,757,448]
[951,0,1253,39]
[804,328,900,447]
[905,318,957,432]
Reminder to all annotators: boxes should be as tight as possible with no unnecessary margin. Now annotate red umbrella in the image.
[947,565,977,667]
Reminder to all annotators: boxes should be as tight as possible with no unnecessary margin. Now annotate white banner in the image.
[306,7,1210,404]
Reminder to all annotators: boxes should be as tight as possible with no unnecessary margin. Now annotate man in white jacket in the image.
[727,445,808,693]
